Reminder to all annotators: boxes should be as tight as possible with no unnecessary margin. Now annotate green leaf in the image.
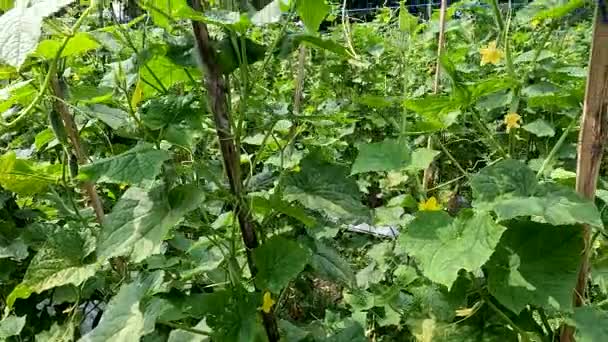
[34,128,56,151]
[252,0,287,25]
[522,119,555,137]
[276,33,350,58]
[404,95,461,131]
[533,0,584,20]
[0,0,76,67]
[304,237,356,287]
[486,223,583,313]
[471,160,602,227]
[471,160,537,202]
[140,55,199,96]
[408,148,440,172]
[251,196,316,228]
[0,238,28,261]
[85,104,130,130]
[0,80,36,113]
[34,33,100,59]
[572,306,608,342]
[0,315,25,339]
[140,94,200,130]
[35,322,75,342]
[283,153,370,222]
[140,0,190,32]
[253,236,311,292]
[79,272,164,342]
[0,152,62,195]
[351,139,411,175]
[7,227,97,308]
[79,145,170,185]
[97,185,203,263]
[399,210,506,288]
[296,0,329,33]
[399,1,419,33]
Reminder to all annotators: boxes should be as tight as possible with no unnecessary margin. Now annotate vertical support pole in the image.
[189,1,280,340]
[422,0,448,191]
[560,5,608,342]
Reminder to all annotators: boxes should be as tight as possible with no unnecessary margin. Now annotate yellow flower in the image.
[261,291,275,313]
[479,41,504,66]
[418,196,441,211]
[504,112,522,133]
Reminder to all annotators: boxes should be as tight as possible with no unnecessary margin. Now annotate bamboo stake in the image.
[560,6,608,342]
[190,1,279,340]
[422,0,448,191]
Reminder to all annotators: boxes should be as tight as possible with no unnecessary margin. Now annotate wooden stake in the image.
[50,75,105,224]
[560,6,608,342]
[422,0,448,191]
[190,1,279,340]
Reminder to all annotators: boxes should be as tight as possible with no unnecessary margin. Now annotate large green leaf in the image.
[34,32,99,59]
[522,119,555,137]
[79,145,170,185]
[140,0,190,32]
[275,33,350,58]
[302,237,356,287]
[85,104,130,130]
[471,160,602,227]
[399,210,506,288]
[486,223,583,313]
[253,236,311,292]
[78,272,164,342]
[573,306,608,342]
[351,139,411,175]
[140,94,201,130]
[7,226,97,308]
[0,152,62,195]
[0,315,25,339]
[0,0,76,67]
[296,0,329,33]
[139,55,199,96]
[97,185,203,263]
[283,154,370,222]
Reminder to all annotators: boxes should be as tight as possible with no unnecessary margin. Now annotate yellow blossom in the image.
[261,291,275,313]
[504,112,522,133]
[418,196,441,211]
[479,41,504,66]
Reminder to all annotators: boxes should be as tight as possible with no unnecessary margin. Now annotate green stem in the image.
[436,138,470,178]
[536,117,576,178]
[470,110,508,158]
[0,5,93,130]
[485,299,531,342]
[489,0,505,32]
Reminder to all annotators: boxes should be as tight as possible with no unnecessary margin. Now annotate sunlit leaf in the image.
[7,226,97,308]
[399,210,506,288]
[351,139,411,175]
[522,119,555,137]
[296,0,329,33]
[79,272,164,342]
[0,152,62,195]
[97,185,202,263]
[0,0,76,67]
[0,315,25,339]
